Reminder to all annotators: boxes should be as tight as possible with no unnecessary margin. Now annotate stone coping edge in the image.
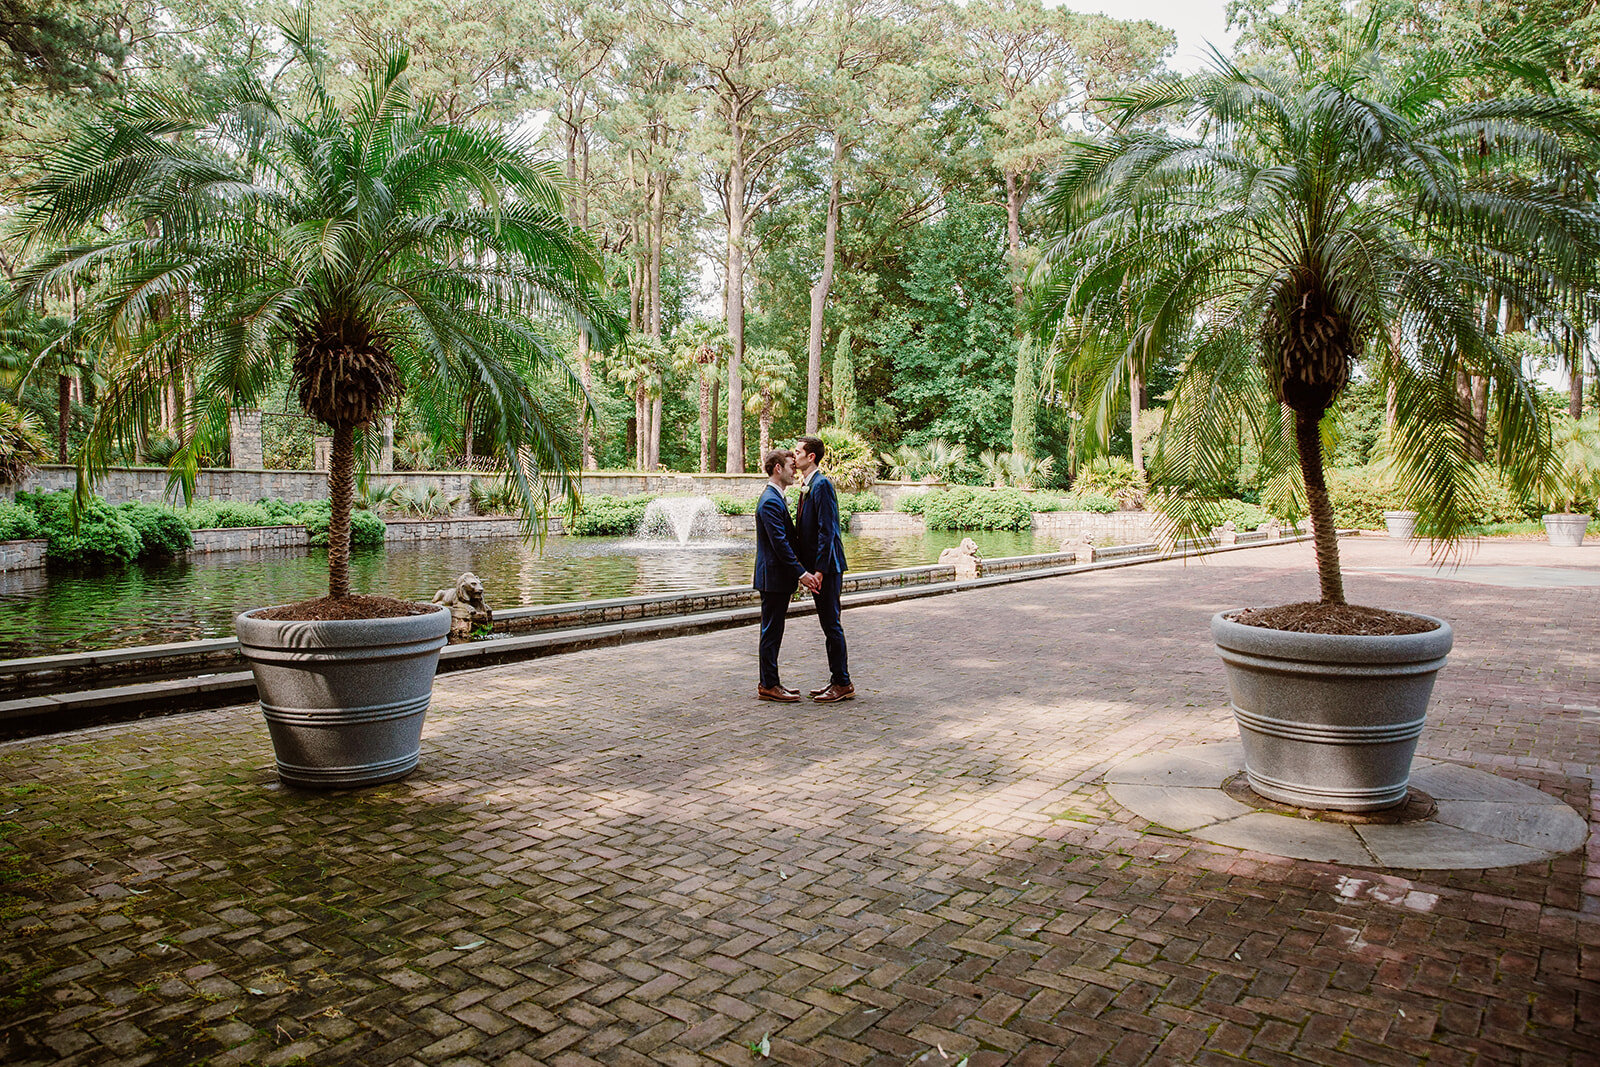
[0,531,1318,740]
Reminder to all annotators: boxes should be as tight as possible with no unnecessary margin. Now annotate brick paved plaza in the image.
[1,536,1596,1066]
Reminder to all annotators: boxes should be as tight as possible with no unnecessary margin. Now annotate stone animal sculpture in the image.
[938,537,983,580]
[433,572,493,637]
[1060,534,1097,564]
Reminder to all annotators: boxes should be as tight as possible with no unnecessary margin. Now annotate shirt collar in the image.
[800,468,817,489]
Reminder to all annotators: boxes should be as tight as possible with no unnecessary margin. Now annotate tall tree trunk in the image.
[710,377,720,466]
[57,374,70,463]
[1129,365,1144,474]
[579,333,596,470]
[650,393,662,469]
[699,373,713,473]
[1295,409,1345,604]
[725,126,747,473]
[328,423,355,598]
[463,394,475,463]
[634,391,646,469]
[1568,328,1585,419]
[1003,170,1025,311]
[650,166,665,339]
[759,408,771,457]
[806,137,845,433]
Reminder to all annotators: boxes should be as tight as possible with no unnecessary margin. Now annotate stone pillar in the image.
[380,415,395,472]
[228,409,263,469]
[313,436,332,472]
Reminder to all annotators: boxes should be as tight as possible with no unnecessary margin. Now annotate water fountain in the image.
[638,496,724,546]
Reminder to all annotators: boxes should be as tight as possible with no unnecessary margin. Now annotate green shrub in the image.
[1210,499,1272,530]
[1029,493,1064,512]
[1325,467,1400,529]
[297,502,384,547]
[258,498,304,524]
[571,493,655,536]
[468,478,519,516]
[118,502,193,556]
[1075,493,1117,514]
[17,490,141,566]
[1072,457,1148,507]
[710,493,757,516]
[922,486,1034,530]
[896,492,929,515]
[181,500,274,529]
[841,491,880,514]
[0,499,43,540]
[815,427,877,491]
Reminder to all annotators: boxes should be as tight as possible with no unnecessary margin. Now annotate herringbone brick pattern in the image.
[1,537,1595,1065]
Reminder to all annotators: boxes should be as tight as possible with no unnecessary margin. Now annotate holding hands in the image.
[800,571,823,594]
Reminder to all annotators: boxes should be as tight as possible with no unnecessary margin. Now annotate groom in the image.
[754,449,820,702]
[794,435,854,702]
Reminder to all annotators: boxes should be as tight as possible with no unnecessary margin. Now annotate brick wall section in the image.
[0,538,47,572]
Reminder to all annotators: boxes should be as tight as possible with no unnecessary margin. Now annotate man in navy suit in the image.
[793,435,854,702]
[753,449,821,702]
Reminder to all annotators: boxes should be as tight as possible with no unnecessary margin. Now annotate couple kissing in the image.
[753,436,854,704]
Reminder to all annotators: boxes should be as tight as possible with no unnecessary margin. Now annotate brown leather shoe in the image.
[811,683,855,703]
[758,684,800,703]
[808,684,829,698]
[781,686,801,698]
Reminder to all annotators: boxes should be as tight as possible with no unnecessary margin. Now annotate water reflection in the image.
[0,528,1063,657]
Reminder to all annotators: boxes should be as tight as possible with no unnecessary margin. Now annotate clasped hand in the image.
[800,571,823,594]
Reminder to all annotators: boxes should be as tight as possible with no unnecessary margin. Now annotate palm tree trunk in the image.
[57,374,70,463]
[1129,365,1144,474]
[699,374,712,472]
[634,391,646,469]
[579,333,596,470]
[1295,409,1344,604]
[710,377,720,463]
[328,423,355,599]
[650,394,662,469]
[759,409,771,457]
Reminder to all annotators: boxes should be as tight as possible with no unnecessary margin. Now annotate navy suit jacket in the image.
[797,472,848,574]
[753,484,806,592]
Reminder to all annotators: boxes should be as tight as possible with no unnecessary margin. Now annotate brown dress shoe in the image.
[758,684,800,703]
[782,686,801,698]
[811,683,855,703]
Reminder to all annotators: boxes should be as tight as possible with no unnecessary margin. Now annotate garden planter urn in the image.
[236,604,451,788]
[1381,510,1417,539]
[1211,611,1453,811]
[1542,513,1590,547]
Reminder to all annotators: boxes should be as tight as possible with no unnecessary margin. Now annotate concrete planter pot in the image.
[1211,610,1453,811]
[1381,510,1417,539]
[236,604,451,789]
[1542,513,1590,547]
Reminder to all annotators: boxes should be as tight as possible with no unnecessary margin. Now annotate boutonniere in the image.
[798,482,810,496]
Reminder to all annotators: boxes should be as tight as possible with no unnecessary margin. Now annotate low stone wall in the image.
[0,539,48,572]
[383,516,565,542]
[1031,511,1160,542]
[850,512,926,535]
[191,525,306,552]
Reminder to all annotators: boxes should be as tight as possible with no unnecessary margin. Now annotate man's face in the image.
[793,443,816,473]
[773,456,796,487]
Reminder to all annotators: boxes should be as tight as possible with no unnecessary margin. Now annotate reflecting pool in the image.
[0,528,1072,658]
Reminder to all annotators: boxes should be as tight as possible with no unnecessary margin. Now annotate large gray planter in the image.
[1381,510,1417,539]
[1211,610,1453,811]
[236,604,451,789]
[1542,513,1590,547]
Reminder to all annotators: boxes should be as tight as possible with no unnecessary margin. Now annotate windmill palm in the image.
[6,23,623,600]
[670,320,729,473]
[1035,19,1600,605]
[741,347,795,459]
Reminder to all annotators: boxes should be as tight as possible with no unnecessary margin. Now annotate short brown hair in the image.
[795,435,825,463]
[763,449,794,476]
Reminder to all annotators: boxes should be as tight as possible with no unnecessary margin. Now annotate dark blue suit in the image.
[797,472,850,686]
[753,484,806,688]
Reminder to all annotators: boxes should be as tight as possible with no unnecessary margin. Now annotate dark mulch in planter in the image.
[254,595,437,622]
[1228,601,1440,636]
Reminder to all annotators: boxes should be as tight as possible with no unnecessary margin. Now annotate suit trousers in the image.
[813,572,850,686]
[758,588,793,688]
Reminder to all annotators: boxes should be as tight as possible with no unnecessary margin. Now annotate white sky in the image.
[1063,0,1240,72]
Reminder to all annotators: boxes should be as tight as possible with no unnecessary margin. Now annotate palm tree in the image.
[741,347,795,459]
[6,22,623,601]
[1035,19,1600,606]
[670,320,729,473]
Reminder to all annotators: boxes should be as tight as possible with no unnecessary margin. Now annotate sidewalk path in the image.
[1,536,1595,1066]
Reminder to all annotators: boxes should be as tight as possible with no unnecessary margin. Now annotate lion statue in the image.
[432,572,493,637]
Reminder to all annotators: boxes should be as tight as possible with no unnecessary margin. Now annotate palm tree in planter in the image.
[1034,20,1600,810]
[6,26,624,788]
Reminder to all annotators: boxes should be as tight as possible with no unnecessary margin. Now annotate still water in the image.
[0,529,1063,658]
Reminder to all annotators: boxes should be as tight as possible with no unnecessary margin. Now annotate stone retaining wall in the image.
[0,539,48,572]
[191,525,306,552]
[382,516,563,542]
[849,510,1160,541]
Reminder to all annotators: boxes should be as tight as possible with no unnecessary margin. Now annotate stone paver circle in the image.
[1105,741,1589,869]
